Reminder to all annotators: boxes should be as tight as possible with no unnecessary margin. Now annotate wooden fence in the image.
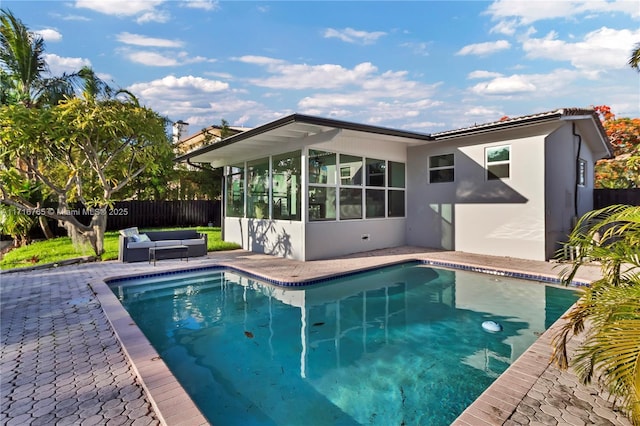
[593,188,640,209]
[39,200,221,237]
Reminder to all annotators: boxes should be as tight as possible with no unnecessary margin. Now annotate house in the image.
[175,108,612,262]
[172,121,251,156]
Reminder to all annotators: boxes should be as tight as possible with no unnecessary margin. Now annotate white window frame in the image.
[485,145,511,180]
[428,153,455,183]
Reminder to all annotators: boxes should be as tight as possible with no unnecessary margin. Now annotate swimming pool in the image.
[110,262,578,425]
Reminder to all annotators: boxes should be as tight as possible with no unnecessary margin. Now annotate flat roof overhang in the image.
[174,114,434,168]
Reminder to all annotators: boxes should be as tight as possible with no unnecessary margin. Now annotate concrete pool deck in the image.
[0,247,632,425]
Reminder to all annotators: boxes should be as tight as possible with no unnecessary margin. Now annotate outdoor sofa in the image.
[118,227,208,263]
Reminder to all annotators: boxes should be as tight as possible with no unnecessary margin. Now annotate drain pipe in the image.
[572,122,582,221]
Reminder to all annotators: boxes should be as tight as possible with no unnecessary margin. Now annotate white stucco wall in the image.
[305,218,406,260]
[544,123,596,258]
[224,217,305,260]
[406,124,561,261]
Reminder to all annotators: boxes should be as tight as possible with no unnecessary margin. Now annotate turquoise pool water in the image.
[111,262,578,426]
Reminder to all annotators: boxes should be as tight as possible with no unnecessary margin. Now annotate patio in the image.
[0,248,632,425]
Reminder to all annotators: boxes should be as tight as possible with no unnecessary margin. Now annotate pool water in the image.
[111,262,578,426]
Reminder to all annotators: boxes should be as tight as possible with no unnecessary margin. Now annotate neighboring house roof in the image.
[174,124,250,155]
[175,108,612,166]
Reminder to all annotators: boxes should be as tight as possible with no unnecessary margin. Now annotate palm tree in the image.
[552,204,640,425]
[630,42,640,72]
[1,9,112,106]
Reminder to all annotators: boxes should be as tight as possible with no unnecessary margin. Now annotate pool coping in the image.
[92,256,588,426]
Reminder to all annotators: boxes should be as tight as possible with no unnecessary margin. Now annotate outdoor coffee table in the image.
[148,245,189,266]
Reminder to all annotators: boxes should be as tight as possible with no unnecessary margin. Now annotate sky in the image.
[4,0,640,136]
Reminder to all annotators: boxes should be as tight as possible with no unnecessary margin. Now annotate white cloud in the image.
[127,74,270,128]
[182,0,220,11]
[233,55,286,66]
[116,32,183,48]
[456,40,511,56]
[470,75,537,96]
[123,49,213,66]
[489,19,517,36]
[323,27,387,45]
[135,10,170,24]
[400,41,430,56]
[485,0,640,26]
[43,53,91,76]
[75,0,163,16]
[237,56,441,122]
[469,68,582,97]
[130,75,228,94]
[468,70,504,79]
[74,0,169,23]
[127,51,180,66]
[464,106,505,117]
[34,29,63,42]
[249,62,379,90]
[523,27,640,71]
[128,75,229,117]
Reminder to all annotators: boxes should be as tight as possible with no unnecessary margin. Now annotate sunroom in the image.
[176,114,433,260]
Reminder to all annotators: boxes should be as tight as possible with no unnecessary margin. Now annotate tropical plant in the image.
[552,204,640,425]
[593,105,640,189]
[0,93,172,257]
[630,42,640,72]
[1,9,122,242]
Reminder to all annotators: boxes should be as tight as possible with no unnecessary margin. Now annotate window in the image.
[429,154,454,183]
[578,159,587,186]
[308,150,336,185]
[366,158,385,186]
[388,190,405,217]
[486,145,510,180]
[339,154,363,185]
[225,165,244,217]
[366,189,385,218]
[340,188,362,219]
[272,151,301,221]
[308,187,336,221]
[388,161,405,188]
[308,149,405,221]
[247,157,270,218]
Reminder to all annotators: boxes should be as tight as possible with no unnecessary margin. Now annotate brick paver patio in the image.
[0,248,633,425]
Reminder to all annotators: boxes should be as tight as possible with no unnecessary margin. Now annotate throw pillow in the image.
[119,227,139,238]
[136,233,151,242]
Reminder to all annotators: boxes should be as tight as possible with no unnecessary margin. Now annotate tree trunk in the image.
[86,212,107,258]
[38,215,55,239]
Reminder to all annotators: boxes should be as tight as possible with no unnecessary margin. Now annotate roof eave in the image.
[431,112,562,140]
[174,113,433,163]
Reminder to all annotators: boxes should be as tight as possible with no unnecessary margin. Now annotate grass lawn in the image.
[0,227,240,270]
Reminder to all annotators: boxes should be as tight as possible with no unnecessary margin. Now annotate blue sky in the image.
[5,0,640,135]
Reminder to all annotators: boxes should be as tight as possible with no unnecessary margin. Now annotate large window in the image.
[428,154,454,183]
[486,145,510,180]
[225,165,244,217]
[308,150,405,221]
[272,151,301,221]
